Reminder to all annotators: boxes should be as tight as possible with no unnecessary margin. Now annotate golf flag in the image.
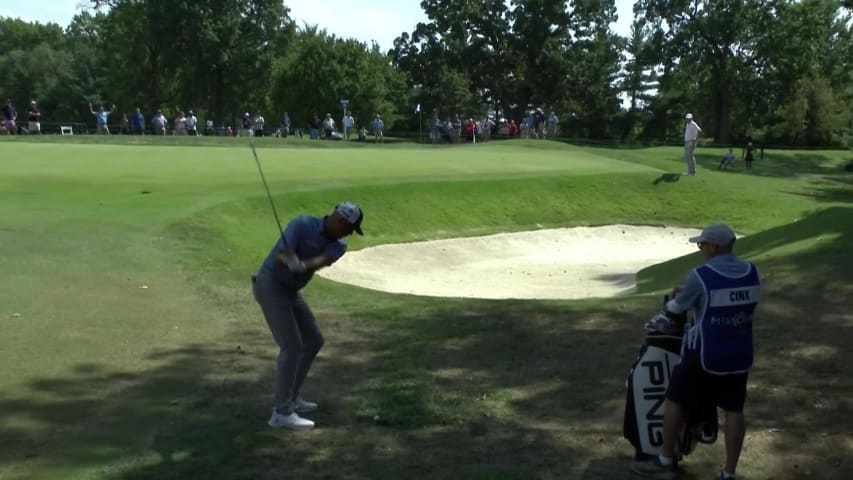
[415,103,421,114]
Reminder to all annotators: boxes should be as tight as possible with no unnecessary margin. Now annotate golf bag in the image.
[623,297,718,460]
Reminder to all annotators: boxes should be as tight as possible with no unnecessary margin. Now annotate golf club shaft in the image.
[249,138,286,242]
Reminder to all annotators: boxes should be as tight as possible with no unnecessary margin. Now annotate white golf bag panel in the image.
[623,304,718,459]
[628,342,682,455]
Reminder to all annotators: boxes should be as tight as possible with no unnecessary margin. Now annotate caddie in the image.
[631,224,760,480]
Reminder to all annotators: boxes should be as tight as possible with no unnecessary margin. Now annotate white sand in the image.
[317,225,702,300]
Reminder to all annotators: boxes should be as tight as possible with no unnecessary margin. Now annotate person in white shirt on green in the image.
[683,113,702,176]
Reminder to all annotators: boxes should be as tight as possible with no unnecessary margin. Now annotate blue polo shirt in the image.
[259,215,347,290]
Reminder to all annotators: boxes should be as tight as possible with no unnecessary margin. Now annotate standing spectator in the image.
[322,113,335,139]
[547,111,559,138]
[309,113,321,140]
[372,114,384,143]
[253,112,265,137]
[89,103,116,135]
[131,108,145,135]
[26,100,41,134]
[631,224,760,480]
[252,202,364,430]
[429,111,441,144]
[358,126,367,142]
[508,119,518,137]
[152,110,167,135]
[683,113,702,176]
[441,118,453,143]
[186,110,199,136]
[480,116,494,142]
[342,111,355,141]
[534,108,546,138]
[2,99,17,134]
[174,111,187,135]
[498,118,509,137]
[280,112,291,138]
[465,118,477,142]
[241,113,253,136]
[450,114,462,144]
[120,113,130,134]
[742,141,755,170]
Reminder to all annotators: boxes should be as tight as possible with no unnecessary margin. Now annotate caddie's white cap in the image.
[685,113,693,120]
[689,224,735,246]
[335,202,363,235]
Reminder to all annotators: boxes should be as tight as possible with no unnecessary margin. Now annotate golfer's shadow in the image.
[652,173,682,185]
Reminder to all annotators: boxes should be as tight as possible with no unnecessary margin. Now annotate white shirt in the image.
[684,120,701,142]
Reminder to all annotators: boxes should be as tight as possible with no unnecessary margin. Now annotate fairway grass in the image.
[1,138,851,479]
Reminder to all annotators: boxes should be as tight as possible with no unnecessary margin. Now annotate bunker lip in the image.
[317,224,703,300]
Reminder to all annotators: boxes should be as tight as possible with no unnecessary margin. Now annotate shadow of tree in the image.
[782,175,853,204]
[695,151,848,179]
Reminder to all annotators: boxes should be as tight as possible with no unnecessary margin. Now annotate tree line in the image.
[1,0,850,146]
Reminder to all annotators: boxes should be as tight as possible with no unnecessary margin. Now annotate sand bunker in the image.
[317,225,702,300]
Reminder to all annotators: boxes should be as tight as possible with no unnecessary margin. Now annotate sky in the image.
[1,0,636,51]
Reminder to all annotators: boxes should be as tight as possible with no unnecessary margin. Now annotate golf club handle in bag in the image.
[661,294,688,328]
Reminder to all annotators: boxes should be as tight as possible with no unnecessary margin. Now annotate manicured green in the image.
[1,137,850,479]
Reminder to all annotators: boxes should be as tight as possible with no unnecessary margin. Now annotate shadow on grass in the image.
[782,176,853,204]
[1,265,851,479]
[652,173,682,185]
[695,151,848,179]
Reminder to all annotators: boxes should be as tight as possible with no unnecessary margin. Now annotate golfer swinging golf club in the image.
[252,202,364,430]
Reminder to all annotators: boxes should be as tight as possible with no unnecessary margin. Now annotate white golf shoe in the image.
[268,410,314,431]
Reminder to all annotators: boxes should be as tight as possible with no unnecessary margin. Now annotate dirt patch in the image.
[318,225,702,299]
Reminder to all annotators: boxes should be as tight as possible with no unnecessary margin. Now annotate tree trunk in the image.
[713,58,731,145]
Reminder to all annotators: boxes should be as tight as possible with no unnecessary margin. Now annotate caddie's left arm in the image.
[665,270,702,314]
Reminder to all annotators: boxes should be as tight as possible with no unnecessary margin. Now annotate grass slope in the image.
[0,138,850,479]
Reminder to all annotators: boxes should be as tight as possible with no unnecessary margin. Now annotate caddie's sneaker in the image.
[294,397,318,413]
[629,456,679,479]
[268,410,314,431]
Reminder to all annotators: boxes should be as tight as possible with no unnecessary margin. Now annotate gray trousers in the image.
[684,140,697,174]
[252,272,324,413]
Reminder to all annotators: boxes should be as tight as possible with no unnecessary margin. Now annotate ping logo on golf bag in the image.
[631,346,680,453]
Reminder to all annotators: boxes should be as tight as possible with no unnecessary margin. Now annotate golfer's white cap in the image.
[685,113,693,120]
[335,202,363,235]
[689,224,735,246]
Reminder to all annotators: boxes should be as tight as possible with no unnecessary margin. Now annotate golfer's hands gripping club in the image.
[287,257,306,273]
[274,252,306,273]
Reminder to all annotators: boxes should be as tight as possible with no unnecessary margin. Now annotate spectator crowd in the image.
[2,97,562,146]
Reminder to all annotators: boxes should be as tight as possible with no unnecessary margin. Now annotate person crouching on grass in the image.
[252,202,364,430]
[631,224,760,480]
